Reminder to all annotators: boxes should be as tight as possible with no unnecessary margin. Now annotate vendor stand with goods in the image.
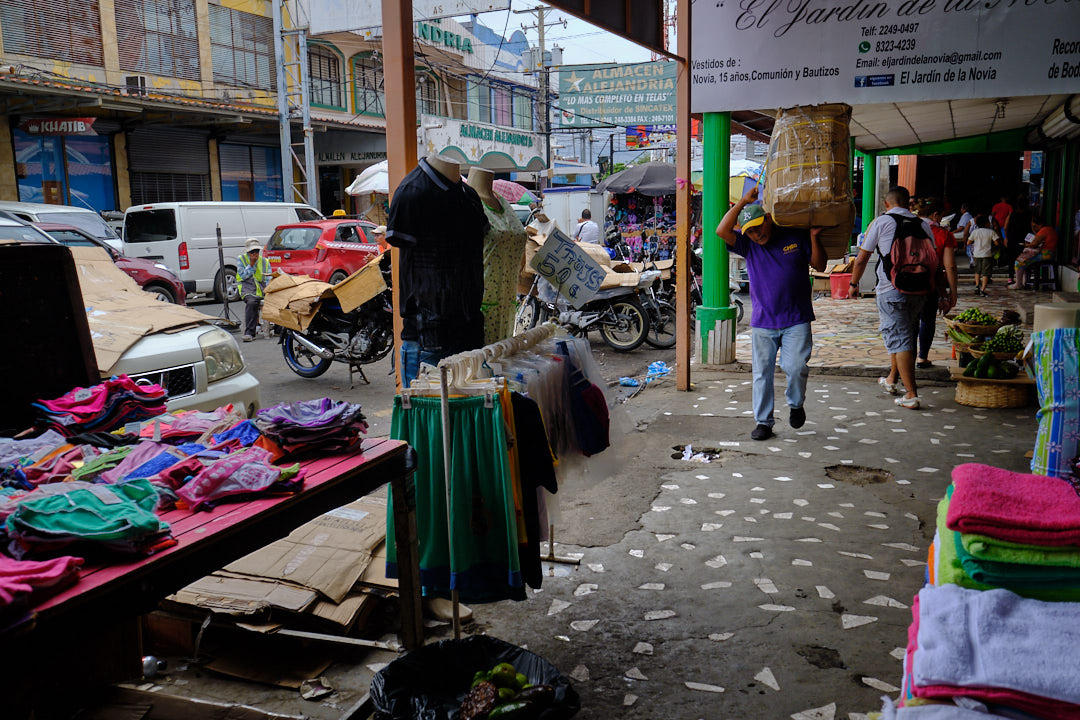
[596,161,690,262]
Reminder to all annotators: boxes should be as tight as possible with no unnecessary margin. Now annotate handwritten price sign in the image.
[529,228,605,309]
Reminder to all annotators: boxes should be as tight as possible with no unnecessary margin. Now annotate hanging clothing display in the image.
[480,196,527,345]
[385,159,489,355]
[385,329,614,604]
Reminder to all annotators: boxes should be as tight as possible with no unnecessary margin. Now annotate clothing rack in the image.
[402,323,560,638]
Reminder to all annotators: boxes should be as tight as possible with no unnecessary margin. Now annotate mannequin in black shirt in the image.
[387,153,489,385]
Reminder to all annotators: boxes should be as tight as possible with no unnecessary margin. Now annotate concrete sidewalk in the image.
[475,368,1038,719]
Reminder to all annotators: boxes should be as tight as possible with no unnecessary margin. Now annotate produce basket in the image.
[955,379,1031,408]
[945,315,1001,336]
[949,340,983,355]
[967,347,1020,361]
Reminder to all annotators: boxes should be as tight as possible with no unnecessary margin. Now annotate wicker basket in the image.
[955,379,1031,408]
[951,341,983,355]
[945,315,1001,336]
[967,347,1020,361]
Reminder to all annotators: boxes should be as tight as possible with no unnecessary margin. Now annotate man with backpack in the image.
[849,186,939,410]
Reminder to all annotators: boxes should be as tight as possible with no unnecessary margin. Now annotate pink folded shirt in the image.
[0,555,83,607]
[947,463,1080,546]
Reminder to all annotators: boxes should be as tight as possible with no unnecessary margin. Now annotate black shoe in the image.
[789,407,806,429]
[751,424,773,441]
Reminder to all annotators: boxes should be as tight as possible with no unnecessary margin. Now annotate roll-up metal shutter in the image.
[128,128,211,204]
[0,0,104,66]
[114,0,201,82]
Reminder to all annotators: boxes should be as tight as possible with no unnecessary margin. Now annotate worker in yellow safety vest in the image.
[236,237,272,341]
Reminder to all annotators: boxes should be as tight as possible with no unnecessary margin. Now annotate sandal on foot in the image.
[916,360,934,369]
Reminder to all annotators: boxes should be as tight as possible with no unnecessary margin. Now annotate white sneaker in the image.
[895,396,920,409]
[878,377,900,395]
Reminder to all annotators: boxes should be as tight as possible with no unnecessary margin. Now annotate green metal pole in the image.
[697,112,736,358]
[859,150,876,233]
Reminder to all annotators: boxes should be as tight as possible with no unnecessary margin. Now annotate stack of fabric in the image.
[254,399,367,454]
[0,555,83,622]
[929,464,1080,600]
[34,376,166,437]
[886,463,1080,718]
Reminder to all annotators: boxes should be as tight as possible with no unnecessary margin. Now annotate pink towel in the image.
[947,463,1080,546]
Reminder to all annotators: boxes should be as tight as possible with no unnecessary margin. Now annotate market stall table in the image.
[1,437,421,718]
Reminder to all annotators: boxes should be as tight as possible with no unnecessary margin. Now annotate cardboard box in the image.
[332,252,387,313]
[167,575,318,615]
[223,498,386,603]
[765,103,855,255]
[260,273,334,332]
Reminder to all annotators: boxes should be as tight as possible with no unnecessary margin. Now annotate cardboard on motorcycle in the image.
[261,273,334,332]
[70,246,213,373]
[529,228,606,309]
[332,252,387,314]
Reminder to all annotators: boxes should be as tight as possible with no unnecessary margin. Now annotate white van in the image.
[121,202,322,300]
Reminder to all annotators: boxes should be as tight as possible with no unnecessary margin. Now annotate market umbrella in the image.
[492,179,537,204]
[346,160,389,196]
[595,161,677,197]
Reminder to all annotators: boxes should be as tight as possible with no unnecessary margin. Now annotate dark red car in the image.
[35,223,187,305]
[263,219,380,284]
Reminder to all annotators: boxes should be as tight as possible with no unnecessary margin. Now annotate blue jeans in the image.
[400,341,450,388]
[751,323,812,428]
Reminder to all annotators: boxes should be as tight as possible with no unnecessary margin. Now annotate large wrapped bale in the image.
[764,103,855,258]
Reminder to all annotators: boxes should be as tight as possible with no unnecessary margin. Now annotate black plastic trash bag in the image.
[371,635,580,720]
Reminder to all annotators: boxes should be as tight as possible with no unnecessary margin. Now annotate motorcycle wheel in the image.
[735,297,745,325]
[644,299,677,349]
[599,296,649,352]
[514,295,541,336]
[282,332,333,378]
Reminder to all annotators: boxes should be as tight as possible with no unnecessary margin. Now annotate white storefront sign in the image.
[421,116,546,171]
[307,0,509,36]
[691,1,1080,112]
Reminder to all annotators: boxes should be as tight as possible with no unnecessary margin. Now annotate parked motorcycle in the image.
[279,256,394,381]
[515,270,659,352]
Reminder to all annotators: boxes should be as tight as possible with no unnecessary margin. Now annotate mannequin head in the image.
[425,153,460,184]
[466,167,499,208]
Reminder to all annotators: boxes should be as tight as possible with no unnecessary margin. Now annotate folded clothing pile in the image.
[255,398,367,454]
[4,479,173,559]
[34,376,166,437]
[0,555,82,619]
[898,585,1080,719]
[176,446,303,512]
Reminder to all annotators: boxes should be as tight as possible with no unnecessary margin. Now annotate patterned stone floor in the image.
[734,278,1056,369]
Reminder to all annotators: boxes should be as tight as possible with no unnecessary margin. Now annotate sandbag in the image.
[371,635,579,720]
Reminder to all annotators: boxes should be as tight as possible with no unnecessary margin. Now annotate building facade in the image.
[1,4,546,219]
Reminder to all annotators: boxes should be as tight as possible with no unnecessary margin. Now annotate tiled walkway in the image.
[734,278,1056,370]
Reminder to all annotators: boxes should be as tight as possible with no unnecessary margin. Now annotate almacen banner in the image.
[558,61,677,128]
[691,0,1080,112]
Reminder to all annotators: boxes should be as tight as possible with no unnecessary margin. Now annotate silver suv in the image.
[0,201,122,251]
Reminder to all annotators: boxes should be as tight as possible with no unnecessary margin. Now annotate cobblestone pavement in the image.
[734,278,1056,370]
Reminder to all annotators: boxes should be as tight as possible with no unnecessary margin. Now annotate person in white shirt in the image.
[574,209,600,244]
[968,215,1000,297]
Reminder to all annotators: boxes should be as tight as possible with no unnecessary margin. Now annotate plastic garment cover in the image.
[371,635,579,720]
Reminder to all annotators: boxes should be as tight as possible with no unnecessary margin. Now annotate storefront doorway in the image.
[13,129,116,212]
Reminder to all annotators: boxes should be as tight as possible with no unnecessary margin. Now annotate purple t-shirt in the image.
[731,227,814,329]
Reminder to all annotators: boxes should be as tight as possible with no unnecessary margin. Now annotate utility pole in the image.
[272,0,317,208]
[515,5,564,191]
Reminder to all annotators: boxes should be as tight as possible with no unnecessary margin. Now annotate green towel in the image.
[936,489,1080,601]
[961,532,1080,568]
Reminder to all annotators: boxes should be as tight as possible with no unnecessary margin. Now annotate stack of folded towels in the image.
[888,463,1080,718]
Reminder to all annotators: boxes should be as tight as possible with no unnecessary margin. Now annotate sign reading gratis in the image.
[529,228,605,309]
[691,1,1080,112]
[559,61,677,128]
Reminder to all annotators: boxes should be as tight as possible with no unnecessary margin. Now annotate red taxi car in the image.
[263,219,379,284]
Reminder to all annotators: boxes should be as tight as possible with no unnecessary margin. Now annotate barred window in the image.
[416,72,440,116]
[209,5,275,91]
[0,0,104,66]
[309,44,343,109]
[353,56,384,116]
[115,0,200,81]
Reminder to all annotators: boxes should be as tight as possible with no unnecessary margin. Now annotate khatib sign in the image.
[19,117,97,136]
